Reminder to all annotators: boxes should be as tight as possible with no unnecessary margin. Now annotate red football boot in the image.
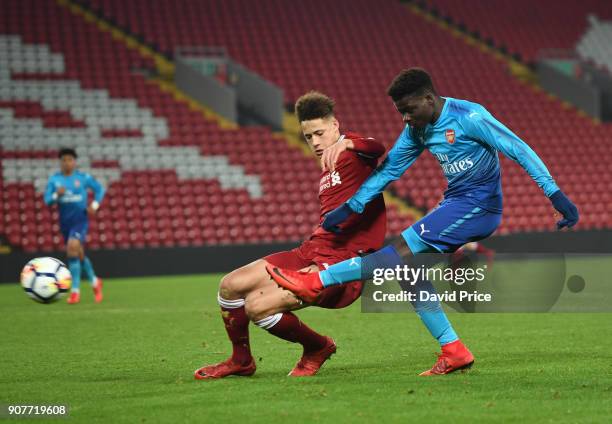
[93,278,103,303]
[265,264,324,303]
[194,358,256,380]
[67,292,80,304]
[419,340,474,376]
[289,337,337,377]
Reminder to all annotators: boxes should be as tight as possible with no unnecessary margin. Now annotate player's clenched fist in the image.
[549,190,579,229]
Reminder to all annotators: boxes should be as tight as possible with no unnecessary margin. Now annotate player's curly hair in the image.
[58,147,77,159]
[387,68,436,102]
[294,91,335,122]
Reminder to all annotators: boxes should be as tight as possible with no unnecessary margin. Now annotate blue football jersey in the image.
[43,171,105,228]
[347,97,559,213]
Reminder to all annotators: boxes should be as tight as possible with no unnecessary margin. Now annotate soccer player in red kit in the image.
[194,91,386,379]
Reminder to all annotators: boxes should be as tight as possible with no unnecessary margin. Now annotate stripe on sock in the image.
[217,293,245,309]
[254,313,283,330]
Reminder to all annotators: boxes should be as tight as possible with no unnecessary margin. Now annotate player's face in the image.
[60,155,76,174]
[300,117,340,158]
[394,93,435,129]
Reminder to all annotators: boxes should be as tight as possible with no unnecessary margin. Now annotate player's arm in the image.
[321,136,386,172]
[349,137,386,159]
[322,129,423,232]
[462,108,579,228]
[43,177,58,205]
[85,173,106,213]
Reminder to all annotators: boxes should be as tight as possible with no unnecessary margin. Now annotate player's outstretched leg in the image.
[82,256,103,303]
[266,244,403,302]
[267,238,475,375]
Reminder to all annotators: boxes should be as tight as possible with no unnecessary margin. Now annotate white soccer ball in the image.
[20,257,72,303]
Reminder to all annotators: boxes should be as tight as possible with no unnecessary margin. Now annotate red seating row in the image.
[1,0,611,253]
[425,0,612,62]
[83,0,612,236]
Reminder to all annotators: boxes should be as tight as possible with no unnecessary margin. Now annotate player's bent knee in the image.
[218,273,239,299]
[219,270,255,300]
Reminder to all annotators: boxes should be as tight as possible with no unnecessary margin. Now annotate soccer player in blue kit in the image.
[44,148,105,304]
[267,68,579,375]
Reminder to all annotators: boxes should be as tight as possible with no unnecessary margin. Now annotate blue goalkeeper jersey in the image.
[43,171,105,229]
[347,97,559,214]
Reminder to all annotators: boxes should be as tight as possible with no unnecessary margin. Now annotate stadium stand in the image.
[1,0,611,254]
[0,0,414,252]
[83,0,612,234]
[577,15,612,72]
[424,0,612,63]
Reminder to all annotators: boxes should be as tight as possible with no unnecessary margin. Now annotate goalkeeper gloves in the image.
[549,190,579,229]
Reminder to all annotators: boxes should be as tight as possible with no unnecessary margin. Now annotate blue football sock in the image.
[319,245,404,288]
[68,258,82,293]
[81,256,97,284]
[406,279,458,346]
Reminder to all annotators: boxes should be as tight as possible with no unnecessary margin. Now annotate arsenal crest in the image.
[445,129,455,144]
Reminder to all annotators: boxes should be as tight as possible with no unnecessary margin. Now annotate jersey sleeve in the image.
[349,137,386,159]
[85,173,106,203]
[347,127,424,213]
[43,176,57,205]
[461,107,560,197]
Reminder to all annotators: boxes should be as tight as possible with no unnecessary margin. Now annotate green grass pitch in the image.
[1,273,611,423]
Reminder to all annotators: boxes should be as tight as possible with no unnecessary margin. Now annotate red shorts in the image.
[264,241,363,309]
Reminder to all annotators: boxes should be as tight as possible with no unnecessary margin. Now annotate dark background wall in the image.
[1,230,610,283]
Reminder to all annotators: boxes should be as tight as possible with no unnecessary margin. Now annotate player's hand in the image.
[549,190,579,229]
[87,205,97,216]
[322,203,354,233]
[56,186,66,196]
[321,138,351,172]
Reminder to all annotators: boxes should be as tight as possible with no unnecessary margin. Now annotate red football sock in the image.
[265,312,327,353]
[220,305,252,365]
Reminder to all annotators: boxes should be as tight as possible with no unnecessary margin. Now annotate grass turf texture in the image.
[1,274,611,423]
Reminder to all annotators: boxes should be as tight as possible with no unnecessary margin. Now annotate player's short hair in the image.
[294,91,335,122]
[387,68,436,102]
[58,148,77,159]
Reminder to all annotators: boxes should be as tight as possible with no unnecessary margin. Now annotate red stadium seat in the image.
[1,0,609,252]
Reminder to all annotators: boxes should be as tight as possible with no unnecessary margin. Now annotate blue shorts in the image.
[61,221,88,244]
[402,197,501,254]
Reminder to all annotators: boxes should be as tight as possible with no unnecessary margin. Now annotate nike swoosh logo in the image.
[272,268,296,287]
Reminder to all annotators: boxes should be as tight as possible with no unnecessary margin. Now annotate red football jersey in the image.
[308,131,387,254]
